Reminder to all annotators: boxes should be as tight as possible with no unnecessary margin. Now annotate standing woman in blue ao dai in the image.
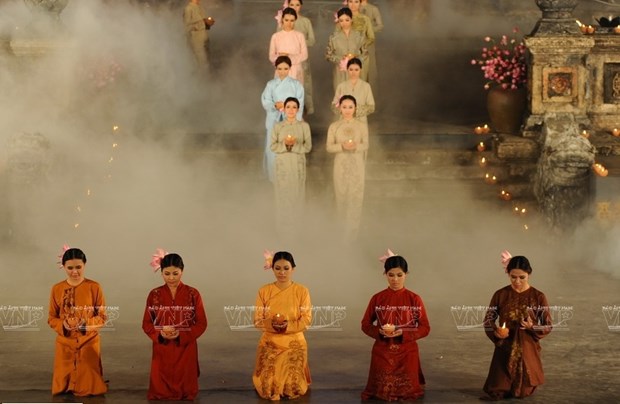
[261,56,304,182]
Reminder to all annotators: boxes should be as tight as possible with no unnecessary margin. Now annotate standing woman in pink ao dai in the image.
[269,7,308,84]
[276,0,316,115]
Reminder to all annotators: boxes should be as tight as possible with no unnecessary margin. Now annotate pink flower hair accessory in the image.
[500,250,512,273]
[263,249,274,270]
[379,248,396,263]
[56,244,71,269]
[150,248,168,273]
[274,0,288,26]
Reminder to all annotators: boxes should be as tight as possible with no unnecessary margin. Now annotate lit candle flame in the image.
[501,322,506,329]
[112,143,118,148]
[113,125,119,131]
[74,223,80,229]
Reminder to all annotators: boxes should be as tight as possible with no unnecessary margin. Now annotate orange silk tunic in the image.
[48,278,107,396]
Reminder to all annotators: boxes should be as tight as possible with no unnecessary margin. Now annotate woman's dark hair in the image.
[506,256,532,274]
[272,251,296,268]
[347,57,362,69]
[337,7,353,19]
[339,94,357,107]
[282,7,298,20]
[161,253,184,271]
[384,256,408,274]
[275,55,292,67]
[62,248,87,265]
[284,97,300,108]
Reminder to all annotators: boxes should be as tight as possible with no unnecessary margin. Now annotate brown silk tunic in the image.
[483,285,553,399]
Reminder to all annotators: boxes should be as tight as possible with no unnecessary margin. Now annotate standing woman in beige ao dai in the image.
[332,57,375,125]
[326,7,367,92]
[360,0,383,89]
[326,95,369,241]
[270,97,312,236]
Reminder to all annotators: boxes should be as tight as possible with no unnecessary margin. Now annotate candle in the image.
[491,175,497,184]
[482,124,490,134]
[612,128,620,137]
[500,190,512,201]
[587,25,595,34]
[474,126,483,135]
[593,163,609,177]
[284,134,295,146]
[614,27,620,34]
[477,142,486,152]
[581,130,590,139]
[497,321,509,338]
[381,323,395,335]
[479,157,487,168]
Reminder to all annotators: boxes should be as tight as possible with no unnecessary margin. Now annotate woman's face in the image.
[338,14,352,30]
[347,63,361,80]
[347,0,360,12]
[281,14,296,31]
[287,0,302,14]
[275,62,291,79]
[385,267,406,291]
[272,259,295,284]
[161,266,183,289]
[508,268,530,292]
[284,100,299,119]
[64,259,85,284]
[339,99,356,119]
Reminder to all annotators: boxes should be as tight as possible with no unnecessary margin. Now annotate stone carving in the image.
[613,72,620,99]
[533,113,595,230]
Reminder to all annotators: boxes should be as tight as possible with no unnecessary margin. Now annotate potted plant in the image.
[471,28,527,134]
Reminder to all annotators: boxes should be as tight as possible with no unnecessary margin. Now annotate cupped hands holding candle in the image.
[342,137,357,151]
[160,325,179,340]
[271,313,288,333]
[495,322,509,339]
[284,134,296,151]
[379,323,402,338]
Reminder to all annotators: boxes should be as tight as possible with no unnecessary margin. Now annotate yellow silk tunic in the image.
[253,282,312,400]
